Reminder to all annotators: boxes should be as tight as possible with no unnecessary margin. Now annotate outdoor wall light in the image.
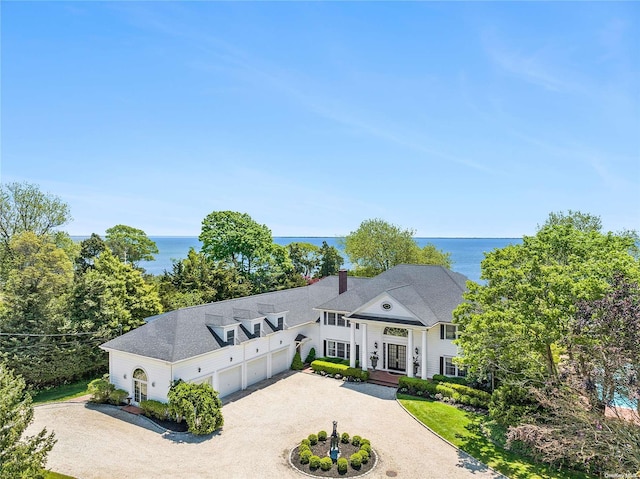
[374,342,378,349]
[230,357,233,362]
[415,347,419,355]
[123,373,127,379]
[280,340,282,344]
[151,382,155,387]
[256,348,259,353]
[198,367,201,373]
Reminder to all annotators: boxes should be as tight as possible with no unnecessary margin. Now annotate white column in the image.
[362,324,368,371]
[407,328,414,378]
[349,322,356,368]
[421,330,428,379]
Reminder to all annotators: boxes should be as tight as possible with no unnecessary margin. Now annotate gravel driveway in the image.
[28,372,502,479]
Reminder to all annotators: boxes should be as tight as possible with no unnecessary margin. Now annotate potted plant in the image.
[370,351,379,371]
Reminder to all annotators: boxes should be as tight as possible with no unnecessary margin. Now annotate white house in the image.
[101,264,467,405]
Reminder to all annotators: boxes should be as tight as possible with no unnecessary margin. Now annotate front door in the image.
[387,344,406,372]
[133,368,148,404]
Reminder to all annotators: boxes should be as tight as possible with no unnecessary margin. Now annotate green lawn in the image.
[397,394,592,479]
[31,378,94,404]
[45,471,76,479]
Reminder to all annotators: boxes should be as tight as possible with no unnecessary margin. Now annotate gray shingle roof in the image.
[316,265,468,327]
[101,266,467,363]
[101,275,369,363]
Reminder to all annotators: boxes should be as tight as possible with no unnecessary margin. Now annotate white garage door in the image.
[271,348,289,376]
[246,356,268,387]
[217,366,242,397]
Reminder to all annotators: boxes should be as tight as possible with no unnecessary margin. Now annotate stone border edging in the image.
[287,442,379,478]
[394,394,507,479]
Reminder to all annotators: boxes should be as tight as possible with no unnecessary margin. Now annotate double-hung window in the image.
[327,340,350,359]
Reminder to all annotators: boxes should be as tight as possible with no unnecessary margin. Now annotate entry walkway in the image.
[29,372,502,479]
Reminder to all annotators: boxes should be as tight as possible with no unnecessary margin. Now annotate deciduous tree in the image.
[105,224,158,267]
[0,182,71,248]
[287,242,320,278]
[344,219,450,276]
[199,211,272,276]
[454,211,639,388]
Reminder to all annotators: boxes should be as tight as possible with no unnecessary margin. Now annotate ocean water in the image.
[138,237,522,282]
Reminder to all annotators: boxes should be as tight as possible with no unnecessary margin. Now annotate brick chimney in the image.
[338,269,348,294]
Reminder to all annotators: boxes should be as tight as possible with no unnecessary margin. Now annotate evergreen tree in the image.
[0,365,56,478]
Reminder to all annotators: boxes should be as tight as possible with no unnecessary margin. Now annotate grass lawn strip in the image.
[31,379,94,404]
[45,471,76,479]
[397,394,592,479]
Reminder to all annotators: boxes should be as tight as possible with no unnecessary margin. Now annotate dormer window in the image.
[277,317,284,329]
[253,323,261,337]
[226,330,235,344]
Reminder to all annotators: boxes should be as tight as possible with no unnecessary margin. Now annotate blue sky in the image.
[2,2,638,237]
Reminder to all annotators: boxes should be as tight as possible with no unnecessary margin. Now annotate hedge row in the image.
[431,374,469,386]
[398,376,490,408]
[140,399,172,421]
[310,360,369,381]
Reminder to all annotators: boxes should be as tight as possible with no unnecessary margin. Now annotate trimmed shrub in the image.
[320,456,333,471]
[304,347,316,364]
[337,457,348,473]
[351,435,362,446]
[299,443,311,454]
[309,455,321,470]
[308,433,318,445]
[489,384,541,427]
[301,438,310,447]
[140,399,171,420]
[341,432,350,444]
[432,374,468,386]
[108,388,129,405]
[88,376,114,403]
[361,438,370,447]
[291,352,304,371]
[398,376,490,408]
[360,442,372,455]
[359,448,370,463]
[299,449,312,464]
[318,430,327,441]
[168,380,224,435]
[350,452,362,468]
[310,360,369,381]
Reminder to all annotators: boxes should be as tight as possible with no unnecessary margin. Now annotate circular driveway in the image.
[29,372,502,479]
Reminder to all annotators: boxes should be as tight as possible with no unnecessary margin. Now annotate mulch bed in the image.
[146,416,189,432]
[290,440,376,478]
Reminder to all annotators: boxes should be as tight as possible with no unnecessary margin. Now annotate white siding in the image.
[107,351,172,402]
[426,325,459,378]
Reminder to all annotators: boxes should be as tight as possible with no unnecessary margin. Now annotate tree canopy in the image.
[344,218,451,276]
[199,211,272,276]
[454,211,640,387]
[157,248,251,310]
[0,182,71,249]
[105,224,158,266]
[0,365,56,478]
[317,241,344,278]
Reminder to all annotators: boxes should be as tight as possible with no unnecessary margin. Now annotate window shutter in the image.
[440,324,445,340]
[323,340,327,357]
[324,312,327,325]
[439,357,444,375]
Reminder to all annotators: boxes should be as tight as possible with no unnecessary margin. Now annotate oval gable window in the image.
[381,301,393,311]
